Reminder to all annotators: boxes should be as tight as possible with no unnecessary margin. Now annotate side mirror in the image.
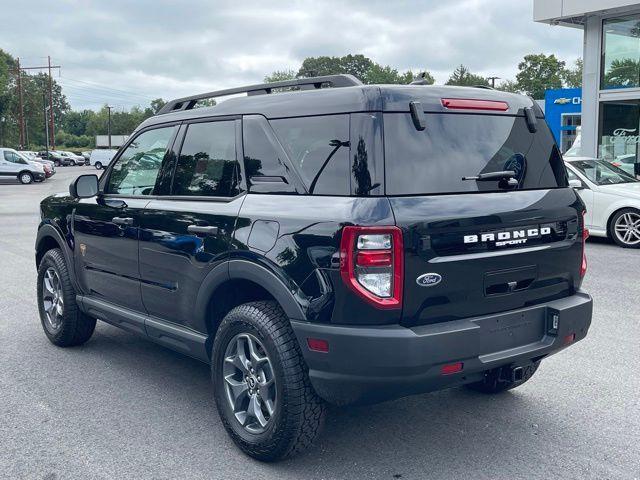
[569,179,584,189]
[70,174,99,199]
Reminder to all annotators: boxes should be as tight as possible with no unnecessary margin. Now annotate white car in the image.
[89,149,118,169]
[0,148,46,184]
[565,157,640,248]
[58,150,85,166]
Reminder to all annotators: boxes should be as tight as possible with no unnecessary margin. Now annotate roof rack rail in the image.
[156,74,363,115]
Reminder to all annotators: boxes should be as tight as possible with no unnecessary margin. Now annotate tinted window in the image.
[270,115,349,195]
[242,115,296,194]
[107,126,176,195]
[384,113,568,195]
[4,151,27,164]
[173,121,240,197]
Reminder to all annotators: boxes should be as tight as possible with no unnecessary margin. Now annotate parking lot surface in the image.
[1,167,639,480]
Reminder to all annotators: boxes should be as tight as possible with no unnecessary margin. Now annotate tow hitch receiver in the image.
[511,366,525,383]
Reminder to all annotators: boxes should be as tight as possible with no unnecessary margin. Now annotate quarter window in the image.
[107,126,176,195]
[172,121,240,197]
[270,115,350,195]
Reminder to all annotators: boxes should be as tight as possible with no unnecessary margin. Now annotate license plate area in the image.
[474,309,546,355]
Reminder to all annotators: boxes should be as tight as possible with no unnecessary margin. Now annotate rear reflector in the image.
[580,211,589,278]
[307,338,329,353]
[441,362,464,375]
[441,98,509,111]
[563,333,576,345]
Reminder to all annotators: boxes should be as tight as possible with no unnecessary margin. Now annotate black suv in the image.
[35,75,593,461]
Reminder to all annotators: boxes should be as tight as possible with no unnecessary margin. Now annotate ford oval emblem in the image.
[416,273,442,287]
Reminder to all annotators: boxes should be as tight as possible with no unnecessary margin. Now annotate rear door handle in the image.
[187,225,219,236]
[112,217,134,226]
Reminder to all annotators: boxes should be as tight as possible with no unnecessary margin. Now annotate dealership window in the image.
[598,100,640,178]
[602,16,640,90]
[560,114,581,153]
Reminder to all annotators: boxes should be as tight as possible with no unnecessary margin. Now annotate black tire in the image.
[54,160,61,167]
[608,208,640,248]
[465,361,540,394]
[95,161,102,170]
[37,248,96,347]
[18,171,33,184]
[212,301,325,461]
[70,160,76,166]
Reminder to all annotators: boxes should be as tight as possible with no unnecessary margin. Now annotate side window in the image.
[270,115,350,195]
[4,151,26,164]
[172,121,240,197]
[242,115,296,194]
[107,126,176,195]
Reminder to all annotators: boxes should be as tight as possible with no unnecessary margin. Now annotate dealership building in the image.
[535,0,640,165]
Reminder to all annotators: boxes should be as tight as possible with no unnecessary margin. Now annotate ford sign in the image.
[416,273,442,287]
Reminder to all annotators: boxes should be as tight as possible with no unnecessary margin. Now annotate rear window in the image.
[384,113,567,195]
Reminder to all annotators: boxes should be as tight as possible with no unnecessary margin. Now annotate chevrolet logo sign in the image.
[554,97,571,105]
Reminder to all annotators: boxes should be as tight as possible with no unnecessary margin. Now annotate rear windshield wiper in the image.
[462,170,518,188]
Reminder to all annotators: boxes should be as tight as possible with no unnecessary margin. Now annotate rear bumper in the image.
[291,291,592,405]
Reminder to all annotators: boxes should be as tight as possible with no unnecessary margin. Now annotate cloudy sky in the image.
[2,0,583,111]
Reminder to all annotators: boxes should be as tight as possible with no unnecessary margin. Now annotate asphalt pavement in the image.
[0,167,638,480]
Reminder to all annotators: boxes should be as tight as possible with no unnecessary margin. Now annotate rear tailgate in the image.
[382,103,585,328]
[389,189,584,327]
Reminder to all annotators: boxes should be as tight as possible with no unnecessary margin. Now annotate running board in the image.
[76,295,209,363]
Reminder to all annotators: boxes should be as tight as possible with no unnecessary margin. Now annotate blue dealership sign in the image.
[544,88,582,145]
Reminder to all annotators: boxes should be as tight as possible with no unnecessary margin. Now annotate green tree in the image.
[150,98,166,114]
[515,53,565,99]
[297,54,374,80]
[445,65,490,87]
[563,58,583,88]
[495,79,521,93]
[264,70,297,83]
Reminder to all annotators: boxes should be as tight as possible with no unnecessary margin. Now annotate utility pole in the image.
[19,58,61,150]
[16,57,25,149]
[488,76,500,88]
[43,91,49,158]
[106,105,112,150]
[48,56,55,150]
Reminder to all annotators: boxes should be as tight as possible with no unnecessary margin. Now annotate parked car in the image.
[58,150,85,166]
[89,148,118,169]
[565,157,640,248]
[611,154,639,178]
[0,148,46,184]
[35,75,593,461]
[21,152,56,177]
[38,150,70,167]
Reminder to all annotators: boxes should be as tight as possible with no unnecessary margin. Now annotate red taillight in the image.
[340,226,403,309]
[441,362,464,375]
[580,211,588,278]
[612,162,621,167]
[307,338,329,353]
[441,98,509,111]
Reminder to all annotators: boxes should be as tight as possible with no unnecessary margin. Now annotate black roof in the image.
[139,77,538,132]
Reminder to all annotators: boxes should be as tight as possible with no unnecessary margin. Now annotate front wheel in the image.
[212,301,325,461]
[19,172,33,184]
[37,248,96,347]
[95,161,102,169]
[609,208,640,248]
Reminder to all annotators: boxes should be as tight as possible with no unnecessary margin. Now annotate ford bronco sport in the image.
[35,74,593,461]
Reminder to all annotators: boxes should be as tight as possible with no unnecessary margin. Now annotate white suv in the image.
[0,148,46,184]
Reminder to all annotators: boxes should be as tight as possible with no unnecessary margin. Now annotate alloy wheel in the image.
[614,211,640,246]
[42,267,64,332]
[20,173,32,184]
[222,333,277,434]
